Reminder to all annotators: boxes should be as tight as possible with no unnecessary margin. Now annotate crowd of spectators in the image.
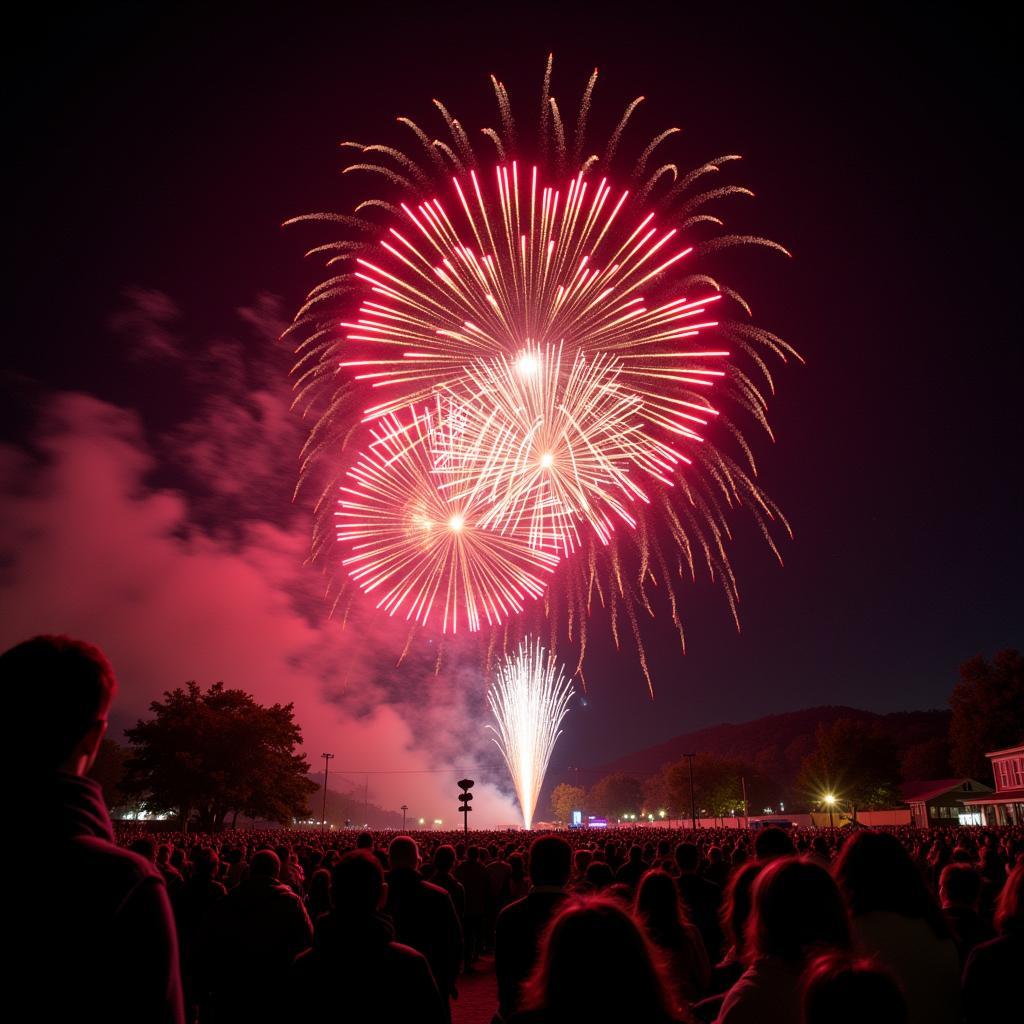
[15,633,1024,1024]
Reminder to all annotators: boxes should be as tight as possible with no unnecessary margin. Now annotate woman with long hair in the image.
[833,830,959,1024]
[635,869,711,1005]
[718,856,851,1023]
[511,894,680,1023]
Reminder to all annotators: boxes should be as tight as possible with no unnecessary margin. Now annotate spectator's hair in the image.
[356,831,373,849]
[251,849,281,879]
[3,635,117,767]
[433,844,456,872]
[635,868,691,946]
[748,856,851,965]
[628,844,644,862]
[939,863,982,906]
[721,860,764,956]
[521,895,675,1020]
[585,860,614,890]
[332,850,383,914]
[833,830,948,939]
[801,953,908,1024]
[529,835,572,887]
[129,838,156,862]
[388,835,419,869]
[994,863,1023,936]
[573,849,592,873]
[755,825,796,860]
[675,841,700,872]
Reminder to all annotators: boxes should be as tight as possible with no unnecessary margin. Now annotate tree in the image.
[588,772,643,818]
[664,754,752,820]
[949,650,1024,780]
[549,783,586,823]
[89,738,131,811]
[123,681,317,830]
[901,737,952,781]
[795,718,901,816]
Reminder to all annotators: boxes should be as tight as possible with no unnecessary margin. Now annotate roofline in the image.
[985,743,1024,758]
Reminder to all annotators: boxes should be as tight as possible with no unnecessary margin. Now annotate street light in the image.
[401,804,408,830]
[823,792,837,829]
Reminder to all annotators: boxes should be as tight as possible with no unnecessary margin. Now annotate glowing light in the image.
[487,637,573,830]
[448,514,465,532]
[823,793,837,806]
[517,352,540,377]
[539,452,554,469]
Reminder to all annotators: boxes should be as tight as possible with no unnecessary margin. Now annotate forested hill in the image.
[590,705,951,783]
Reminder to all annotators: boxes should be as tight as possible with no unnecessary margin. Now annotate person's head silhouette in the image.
[801,953,907,1024]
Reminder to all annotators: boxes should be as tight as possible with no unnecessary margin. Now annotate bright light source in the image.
[539,452,554,469]
[823,793,836,805]
[448,514,465,532]
[516,352,539,377]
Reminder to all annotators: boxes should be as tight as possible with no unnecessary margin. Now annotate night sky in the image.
[4,7,1021,822]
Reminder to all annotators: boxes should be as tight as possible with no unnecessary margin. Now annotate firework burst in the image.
[488,638,573,829]
[287,57,801,691]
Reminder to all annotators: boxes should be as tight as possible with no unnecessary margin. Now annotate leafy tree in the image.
[795,718,901,815]
[665,754,753,819]
[89,738,130,810]
[588,772,643,818]
[642,769,672,816]
[123,681,317,830]
[949,650,1024,780]
[549,783,586,823]
[900,737,952,781]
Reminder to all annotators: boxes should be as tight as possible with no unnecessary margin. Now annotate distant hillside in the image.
[587,705,951,785]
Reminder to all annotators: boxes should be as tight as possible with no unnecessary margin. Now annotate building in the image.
[960,742,1024,826]
[899,778,992,828]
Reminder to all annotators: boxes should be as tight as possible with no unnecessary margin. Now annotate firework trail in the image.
[286,57,801,691]
[487,638,573,829]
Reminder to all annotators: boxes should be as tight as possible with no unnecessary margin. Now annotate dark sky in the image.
[4,6,1021,808]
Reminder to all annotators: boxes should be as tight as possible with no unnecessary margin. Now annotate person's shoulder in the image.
[72,834,163,888]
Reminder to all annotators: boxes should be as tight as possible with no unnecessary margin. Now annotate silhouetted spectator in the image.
[584,859,614,891]
[176,846,226,1012]
[675,842,723,961]
[800,953,908,1024]
[432,844,467,924]
[718,856,851,1023]
[635,868,711,1005]
[510,895,679,1023]
[486,843,513,948]
[196,849,312,1023]
[834,830,959,1024]
[615,844,650,891]
[961,864,1024,1024]
[304,866,332,922]
[755,826,797,861]
[455,844,489,966]
[939,863,993,964]
[9,634,185,1024]
[291,850,445,1023]
[386,835,463,1018]
[508,851,530,900]
[496,835,572,1020]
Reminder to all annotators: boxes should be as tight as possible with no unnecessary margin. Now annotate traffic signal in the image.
[457,779,474,833]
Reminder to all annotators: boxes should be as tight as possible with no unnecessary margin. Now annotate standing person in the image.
[718,857,852,1024]
[7,634,184,1024]
[800,953,908,1024]
[833,830,960,1024]
[485,843,513,950]
[961,864,1024,1024]
[939,863,993,965]
[291,850,446,1023]
[510,895,679,1024]
[195,849,313,1023]
[386,835,463,1020]
[675,842,723,962]
[635,869,711,1007]
[432,844,467,926]
[495,835,571,1021]
[455,844,490,967]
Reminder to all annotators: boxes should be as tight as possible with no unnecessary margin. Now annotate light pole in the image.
[823,792,836,829]
[320,753,334,834]
[401,804,408,830]
[683,752,697,830]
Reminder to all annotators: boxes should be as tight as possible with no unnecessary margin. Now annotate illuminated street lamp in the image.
[823,792,837,829]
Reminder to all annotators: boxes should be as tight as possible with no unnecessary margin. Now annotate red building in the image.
[960,742,1024,825]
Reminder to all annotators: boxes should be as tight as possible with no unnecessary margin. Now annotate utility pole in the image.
[401,804,408,830]
[685,753,697,830]
[364,775,369,826]
[320,753,334,834]
[741,775,749,827]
